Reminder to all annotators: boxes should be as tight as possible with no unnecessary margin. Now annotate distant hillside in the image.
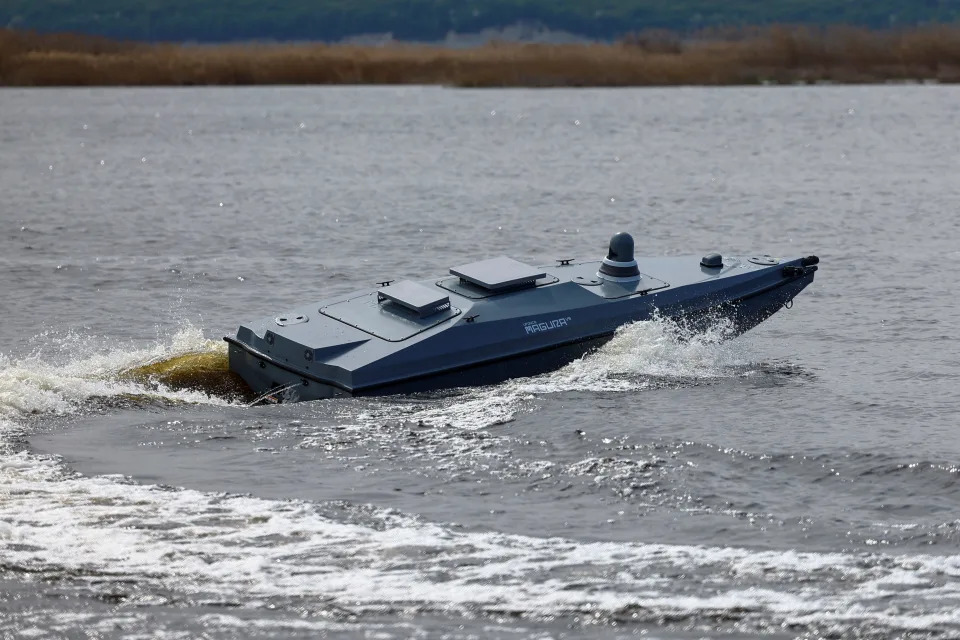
[3,1,960,43]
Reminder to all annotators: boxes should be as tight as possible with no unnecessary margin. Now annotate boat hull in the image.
[228,270,814,404]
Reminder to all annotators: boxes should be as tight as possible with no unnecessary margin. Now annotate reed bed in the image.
[2,25,960,87]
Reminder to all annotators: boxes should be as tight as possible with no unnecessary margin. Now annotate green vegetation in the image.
[2,1,960,43]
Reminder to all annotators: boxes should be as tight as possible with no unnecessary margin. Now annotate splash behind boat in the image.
[224,232,819,403]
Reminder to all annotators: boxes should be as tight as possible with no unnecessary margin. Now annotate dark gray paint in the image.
[449,255,547,290]
[226,244,818,401]
[374,279,450,318]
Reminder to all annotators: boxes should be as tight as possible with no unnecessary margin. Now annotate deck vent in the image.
[449,256,546,292]
[598,232,641,280]
[700,253,723,268]
[376,279,451,318]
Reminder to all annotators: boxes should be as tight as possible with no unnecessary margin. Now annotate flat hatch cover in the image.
[450,256,547,291]
[321,292,460,342]
[376,279,450,318]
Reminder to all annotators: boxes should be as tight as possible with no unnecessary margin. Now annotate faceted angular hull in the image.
[225,247,819,404]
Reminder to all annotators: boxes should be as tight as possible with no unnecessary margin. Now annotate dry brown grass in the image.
[2,25,960,87]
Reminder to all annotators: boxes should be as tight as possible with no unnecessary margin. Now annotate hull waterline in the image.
[226,262,816,405]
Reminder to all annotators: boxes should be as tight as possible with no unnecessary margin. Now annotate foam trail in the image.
[0,324,238,428]
[350,315,754,433]
[3,445,960,636]
[525,313,747,393]
[1,322,959,637]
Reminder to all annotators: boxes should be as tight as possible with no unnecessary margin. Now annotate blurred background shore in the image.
[2,25,960,87]
[2,1,959,86]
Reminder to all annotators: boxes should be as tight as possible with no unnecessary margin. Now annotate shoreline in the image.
[2,26,959,87]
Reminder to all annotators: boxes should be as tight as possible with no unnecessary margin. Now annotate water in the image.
[2,85,959,639]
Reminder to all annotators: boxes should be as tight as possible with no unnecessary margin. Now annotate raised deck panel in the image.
[321,292,460,342]
[436,273,559,299]
[376,279,450,318]
[450,256,547,292]
[576,274,671,299]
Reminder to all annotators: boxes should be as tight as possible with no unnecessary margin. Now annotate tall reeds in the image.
[2,25,959,87]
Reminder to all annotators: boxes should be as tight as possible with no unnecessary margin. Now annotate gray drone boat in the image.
[225,232,819,403]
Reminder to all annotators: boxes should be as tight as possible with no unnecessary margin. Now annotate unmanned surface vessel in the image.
[225,232,819,403]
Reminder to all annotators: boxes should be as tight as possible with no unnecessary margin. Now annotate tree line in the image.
[2,0,959,43]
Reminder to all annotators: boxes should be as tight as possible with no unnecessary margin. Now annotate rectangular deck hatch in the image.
[322,289,460,342]
[376,280,450,318]
[450,256,546,292]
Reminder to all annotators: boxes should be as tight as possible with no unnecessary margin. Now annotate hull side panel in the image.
[228,271,814,403]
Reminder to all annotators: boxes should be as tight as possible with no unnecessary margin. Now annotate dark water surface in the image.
[2,86,960,639]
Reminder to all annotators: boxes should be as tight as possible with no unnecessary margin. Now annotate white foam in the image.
[4,435,960,635]
[0,324,234,430]
[343,316,752,436]
[291,317,766,487]
[523,314,746,394]
[3,322,959,636]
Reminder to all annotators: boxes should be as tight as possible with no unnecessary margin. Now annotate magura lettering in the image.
[523,317,572,335]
